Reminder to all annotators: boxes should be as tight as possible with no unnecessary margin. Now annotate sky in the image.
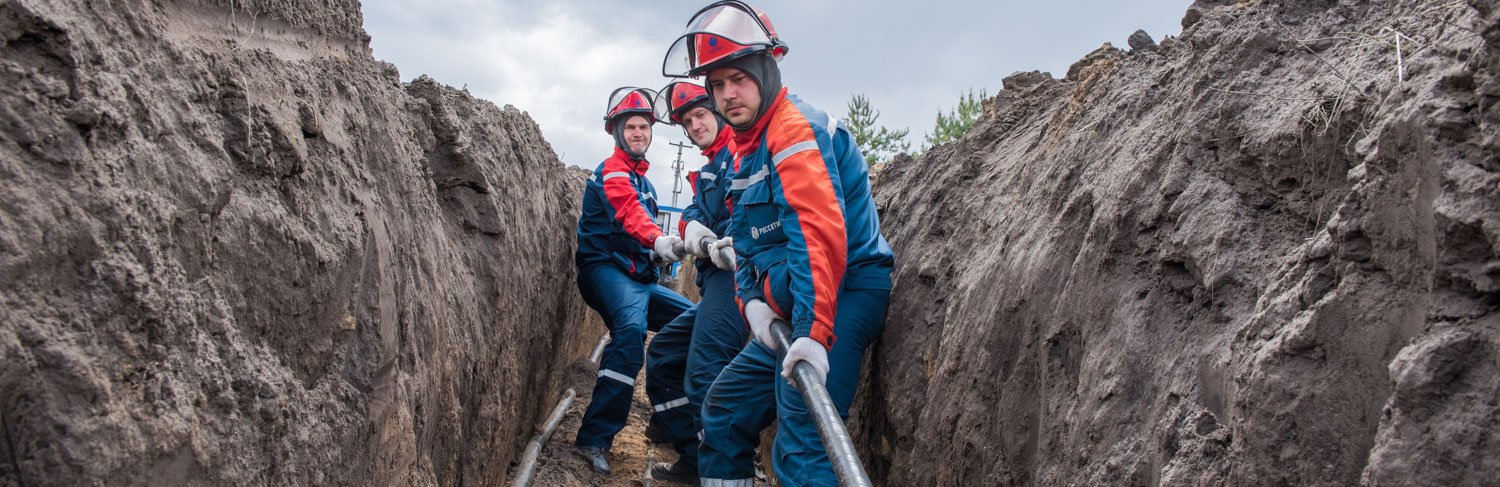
[361,0,1191,211]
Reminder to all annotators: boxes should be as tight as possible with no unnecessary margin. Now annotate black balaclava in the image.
[678,97,726,139]
[611,114,651,160]
[714,51,782,132]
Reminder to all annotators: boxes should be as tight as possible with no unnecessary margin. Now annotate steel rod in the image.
[770,320,873,487]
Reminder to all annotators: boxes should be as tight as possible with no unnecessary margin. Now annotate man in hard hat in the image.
[639,80,745,483]
[572,86,692,475]
[662,2,896,485]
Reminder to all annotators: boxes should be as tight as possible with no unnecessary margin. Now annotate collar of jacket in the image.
[702,125,735,158]
[732,87,788,159]
[612,146,650,175]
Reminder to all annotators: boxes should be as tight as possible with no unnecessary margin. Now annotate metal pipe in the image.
[511,388,577,487]
[771,320,873,487]
[671,237,735,271]
[539,388,575,439]
[589,333,610,364]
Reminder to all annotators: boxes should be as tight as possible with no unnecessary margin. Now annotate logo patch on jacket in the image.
[750,220,781,239]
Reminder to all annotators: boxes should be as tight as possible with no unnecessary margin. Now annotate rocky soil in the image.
[861,0,1498,485]
[0,1,595,485]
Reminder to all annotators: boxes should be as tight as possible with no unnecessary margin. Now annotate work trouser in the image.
[573,262,693,450]
[698,284,890,486]
[643,267,749,472]
[645,306,697,462]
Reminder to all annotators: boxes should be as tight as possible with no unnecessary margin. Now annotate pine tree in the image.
[925,88,987,148]
[844,93,910,165]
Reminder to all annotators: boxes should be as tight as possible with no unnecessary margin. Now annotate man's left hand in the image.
[780,337,829,388]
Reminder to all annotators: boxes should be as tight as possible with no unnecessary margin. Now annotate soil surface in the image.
[860,0,1499,485]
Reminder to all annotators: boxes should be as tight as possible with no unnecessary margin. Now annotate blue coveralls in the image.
[644,127,747,473]
[698,91,895,486]
[574,147,694,451]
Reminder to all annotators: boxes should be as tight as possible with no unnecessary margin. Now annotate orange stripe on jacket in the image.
[766,98,846,350]
[763,276,787,318]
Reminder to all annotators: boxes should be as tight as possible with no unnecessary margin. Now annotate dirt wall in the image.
[0,1,594,485]
[861,0,1499,485]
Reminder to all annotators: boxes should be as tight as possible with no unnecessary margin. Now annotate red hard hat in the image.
[603,87,657,133]
[654,81,712,125]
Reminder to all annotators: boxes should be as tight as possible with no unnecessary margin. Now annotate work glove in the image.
[743,299,780,351]
[683,221,716,257]
[707,236,736,271]
[653,235,684,263]
[781,337,829,388]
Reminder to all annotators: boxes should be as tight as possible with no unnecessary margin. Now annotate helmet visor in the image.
[652,87,676,125]
[685,4,772,46]
[605,87,656,123]
[661,4,774,77]
[654,81,710,125]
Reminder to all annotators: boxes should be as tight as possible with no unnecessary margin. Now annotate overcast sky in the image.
[361,0,1191,211]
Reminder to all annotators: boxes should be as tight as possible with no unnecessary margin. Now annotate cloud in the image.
[366,0,706,209]
[364,0,1194,218]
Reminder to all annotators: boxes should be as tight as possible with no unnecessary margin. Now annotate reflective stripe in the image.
[729,166,769,191]
[772,140,818,167]
[702,479,755,487]
[698,172,718,181]
[826,115,841,136]
[598,369,635,386]
[601,171,631,181]
[652,397,689,412]
[697,430,704,441]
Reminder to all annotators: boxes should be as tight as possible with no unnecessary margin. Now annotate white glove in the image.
[707,237,736,271]
[683,221,716,257]
[743,299,780,350]
[653,235,683,262]
[780,337,829,388]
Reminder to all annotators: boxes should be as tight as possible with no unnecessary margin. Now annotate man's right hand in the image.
[683,221,716,257]
[653,235,684,263]
[744,299,780,350]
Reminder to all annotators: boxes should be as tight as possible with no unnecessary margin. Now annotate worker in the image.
[572,86,693,475]
[640,80,745,483]
[663,2,896,485]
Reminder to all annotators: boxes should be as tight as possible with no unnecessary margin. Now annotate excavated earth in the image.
[5,0,1500,486]
[862,0,1499,485]
[0,0,597,485]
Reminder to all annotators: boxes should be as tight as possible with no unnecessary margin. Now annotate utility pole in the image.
[669,141,692,208]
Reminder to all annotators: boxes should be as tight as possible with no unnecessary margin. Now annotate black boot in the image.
[573,445,611,475]
[649,460,698,483]
[644,420,672,445]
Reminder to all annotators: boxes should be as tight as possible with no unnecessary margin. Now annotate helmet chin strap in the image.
[612,122,649,160]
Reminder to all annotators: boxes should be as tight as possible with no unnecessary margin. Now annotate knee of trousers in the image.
[610,318,646,343]
[646,324,691,366]
[700,344,778,433]
[645,337,673,366]
[600,329,644,372]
